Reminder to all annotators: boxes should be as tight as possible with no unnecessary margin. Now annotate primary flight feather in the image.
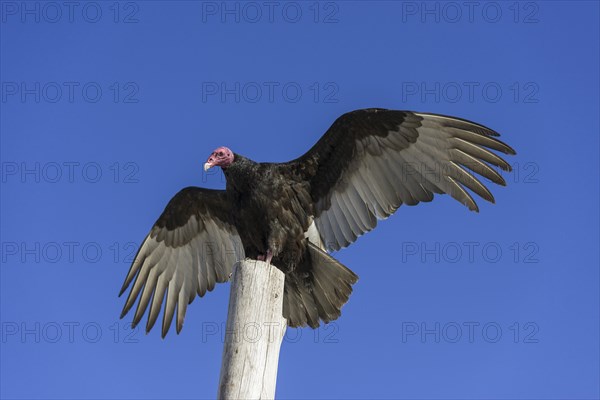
[119,108,516,337]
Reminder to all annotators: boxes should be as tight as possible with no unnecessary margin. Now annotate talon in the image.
[266,249,273,265]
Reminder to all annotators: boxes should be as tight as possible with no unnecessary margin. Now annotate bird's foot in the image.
[265,249,273,265]
[257,250,273,264]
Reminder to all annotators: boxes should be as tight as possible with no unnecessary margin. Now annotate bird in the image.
[119,108,516,338]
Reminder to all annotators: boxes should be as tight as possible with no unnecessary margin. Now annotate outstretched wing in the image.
[285,108,516,252]
[119,187,244,337]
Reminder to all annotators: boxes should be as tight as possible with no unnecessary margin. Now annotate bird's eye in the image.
[218,151,223,156]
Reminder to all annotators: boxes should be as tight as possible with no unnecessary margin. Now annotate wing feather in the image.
[282,109,515,251]
[162,277,180,338]
[119,187,244,337]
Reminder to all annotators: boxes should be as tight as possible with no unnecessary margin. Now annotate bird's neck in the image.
[223,154,259,193]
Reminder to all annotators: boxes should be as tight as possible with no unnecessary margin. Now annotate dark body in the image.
[119,109,516,337]
[224,157,312,272]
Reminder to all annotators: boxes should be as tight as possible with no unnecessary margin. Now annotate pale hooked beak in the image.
[203,162,213,171]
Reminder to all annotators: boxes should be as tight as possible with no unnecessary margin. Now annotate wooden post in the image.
[218,259,287,400]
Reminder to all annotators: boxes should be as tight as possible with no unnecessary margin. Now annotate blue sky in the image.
[1,1,598,399]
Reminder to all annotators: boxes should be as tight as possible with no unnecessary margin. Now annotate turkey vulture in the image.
[119,108,516,337]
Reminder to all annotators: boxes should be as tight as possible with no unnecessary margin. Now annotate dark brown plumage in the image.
[119,108,516,337]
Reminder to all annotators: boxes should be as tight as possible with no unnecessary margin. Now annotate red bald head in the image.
[204,146,234,171]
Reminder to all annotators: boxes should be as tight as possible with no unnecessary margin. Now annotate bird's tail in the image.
[283,242,359,328]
